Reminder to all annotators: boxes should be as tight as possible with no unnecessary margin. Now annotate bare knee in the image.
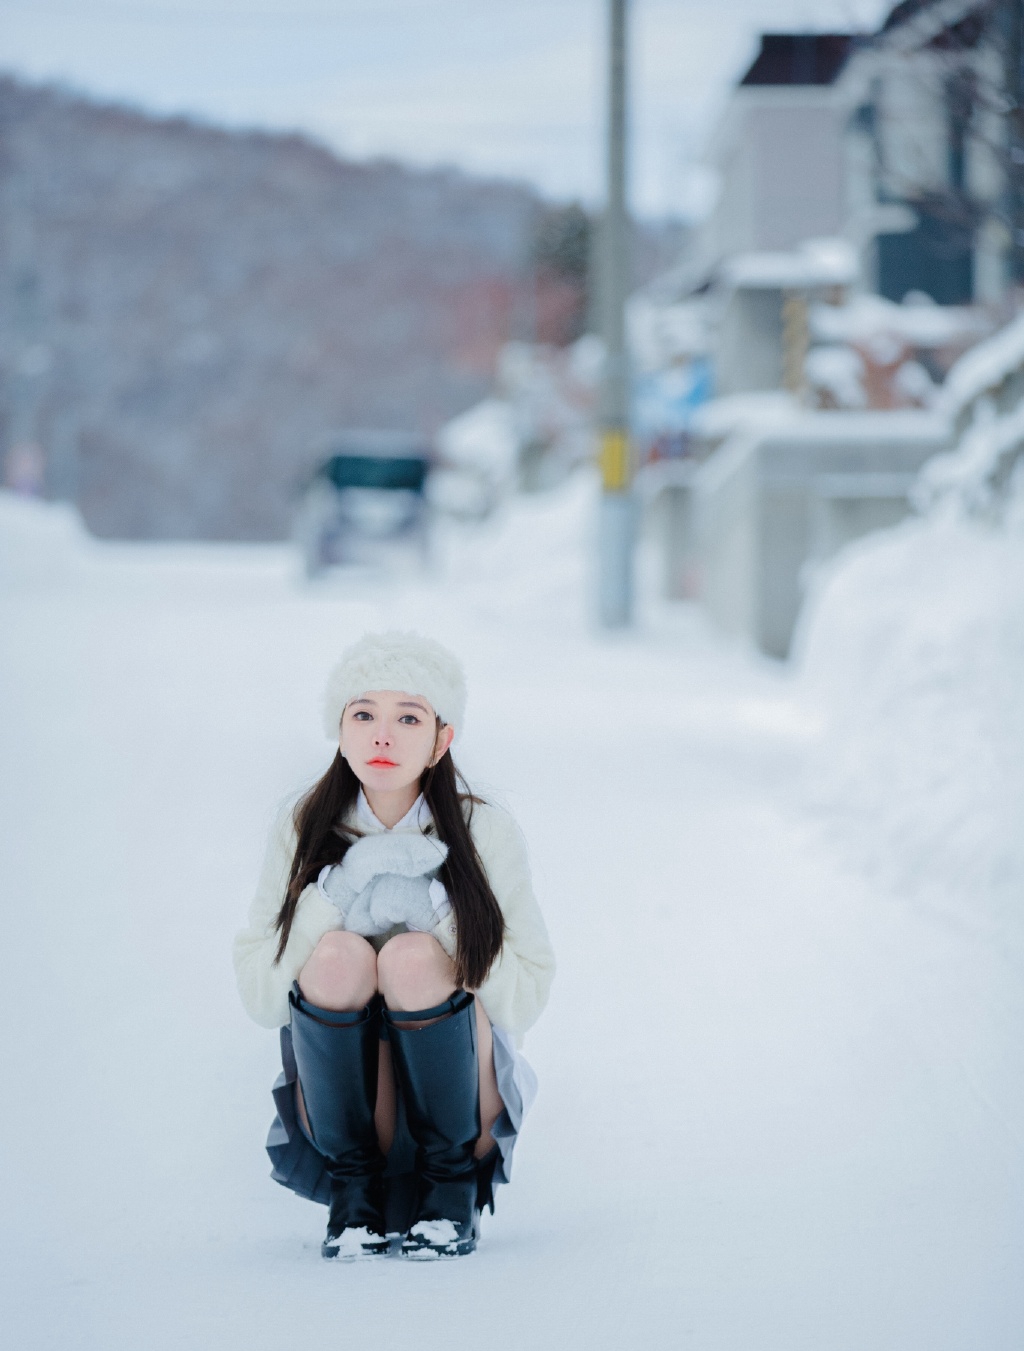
[376,932,456,1012]
[298,930,377,1010]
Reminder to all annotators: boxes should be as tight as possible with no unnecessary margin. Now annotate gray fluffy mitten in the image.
[320,833,448,939]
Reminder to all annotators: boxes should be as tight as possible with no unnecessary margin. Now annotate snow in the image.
[689,390,800,440]
[692,398,949,447]
[915,397,1024,515]
[430,399,519,518]
[940,308,1024,418]
[2,477,1022,1349]
[720,237,858,290]
[810,293,989,349]
[435,399,518,481]
[804,344,867,409]
[795,507,1024,961]
[628,295,710,369]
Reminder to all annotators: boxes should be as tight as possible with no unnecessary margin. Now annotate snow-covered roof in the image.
[721,238,858,291]
[939,310,1024,417]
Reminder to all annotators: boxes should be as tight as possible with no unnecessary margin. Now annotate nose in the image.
[373,723,393,747]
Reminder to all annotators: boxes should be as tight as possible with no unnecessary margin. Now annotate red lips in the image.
[367,758,397,767]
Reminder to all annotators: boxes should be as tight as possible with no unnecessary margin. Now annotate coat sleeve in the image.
[471,804,555,1038]
[232,804,342,1028]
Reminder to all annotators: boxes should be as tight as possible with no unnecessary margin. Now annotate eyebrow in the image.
[349,697,431,713]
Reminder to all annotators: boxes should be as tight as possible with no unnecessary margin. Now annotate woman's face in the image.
[339,689,454,796]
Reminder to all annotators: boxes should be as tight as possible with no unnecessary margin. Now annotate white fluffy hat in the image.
[323,630,467,740]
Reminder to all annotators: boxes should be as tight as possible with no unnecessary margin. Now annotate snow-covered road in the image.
[2,482,1021,1350]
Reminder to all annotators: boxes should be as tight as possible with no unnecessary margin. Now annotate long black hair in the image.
[273,736,505,989]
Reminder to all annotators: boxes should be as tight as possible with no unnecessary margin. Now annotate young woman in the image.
[234,630,555,1260]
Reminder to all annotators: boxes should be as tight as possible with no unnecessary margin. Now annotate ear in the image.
[431,723,455,764]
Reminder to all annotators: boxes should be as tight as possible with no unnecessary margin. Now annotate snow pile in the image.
[810,292,988,350]
[940,307,1024,418]
[804,344,867,409]
[0,489,89,586]
[796,504,1024,946]
[430,398,518,518]
[435,467,595,629]
[915,396,1024,516]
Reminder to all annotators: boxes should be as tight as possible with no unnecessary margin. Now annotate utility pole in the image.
[597,0,634,627]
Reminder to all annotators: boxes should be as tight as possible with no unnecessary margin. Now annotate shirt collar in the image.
[356,787,432,834]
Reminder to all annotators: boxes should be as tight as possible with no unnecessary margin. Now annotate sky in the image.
[0,0,889,217]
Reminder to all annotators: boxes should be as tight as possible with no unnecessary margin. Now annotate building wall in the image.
[707,90,846,263]
[749,103,846,249]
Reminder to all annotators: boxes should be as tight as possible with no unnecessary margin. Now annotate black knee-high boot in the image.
[383,990,481,1258]
[287,987,389,1258]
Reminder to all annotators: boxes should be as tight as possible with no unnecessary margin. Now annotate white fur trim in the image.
[322,630,467,740]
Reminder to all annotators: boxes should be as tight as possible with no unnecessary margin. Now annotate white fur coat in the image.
[233,797,555,1040]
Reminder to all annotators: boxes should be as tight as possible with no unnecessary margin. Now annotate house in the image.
[677,2,1015,402]
[693,33,862,397]
[644,1,1021,655]
[842,0,1010,305]
[698,33,858,266]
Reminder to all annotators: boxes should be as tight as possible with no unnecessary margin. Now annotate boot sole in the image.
[402,1240,477,1260]
[322,1226,391,1260]
[401,1214,480,1259]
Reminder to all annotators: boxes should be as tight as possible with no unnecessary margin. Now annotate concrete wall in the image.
[687,411,952,657]
[715,288,785,395]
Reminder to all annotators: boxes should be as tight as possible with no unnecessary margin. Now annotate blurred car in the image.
[295,430,432,576]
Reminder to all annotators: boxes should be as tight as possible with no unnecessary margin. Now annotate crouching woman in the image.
[233,631,555,1260]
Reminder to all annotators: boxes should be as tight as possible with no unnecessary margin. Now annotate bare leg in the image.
[376,932,501,1156]
[473,1000,501,1159]
[294,930,396,1151]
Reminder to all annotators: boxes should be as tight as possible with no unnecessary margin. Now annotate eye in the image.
[352,711,372,721]
[398,714,421,725]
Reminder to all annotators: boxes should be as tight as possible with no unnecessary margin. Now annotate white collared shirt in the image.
[355,787,432,835]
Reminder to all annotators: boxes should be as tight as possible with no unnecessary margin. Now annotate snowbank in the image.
[795,508,1024,947]
[940,308,1024,418]
[430,398,519,517]
[915,398,1024,515]
[0,489,89,586]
